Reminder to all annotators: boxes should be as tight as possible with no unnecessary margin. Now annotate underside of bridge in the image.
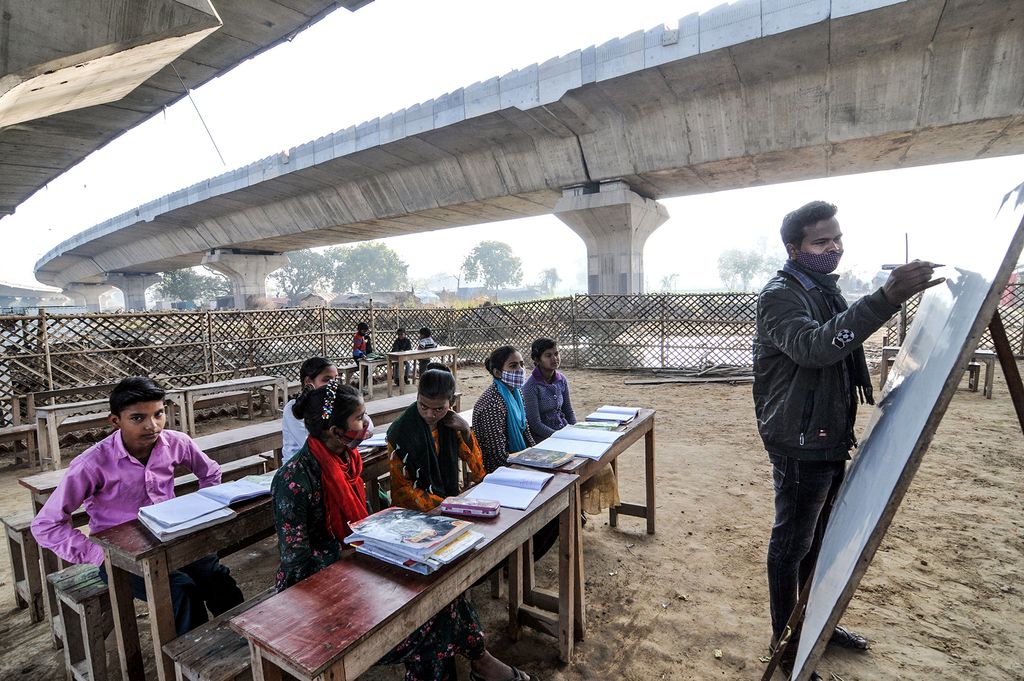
[31,0,1024,307]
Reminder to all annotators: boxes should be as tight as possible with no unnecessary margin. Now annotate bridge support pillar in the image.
[104,273,162,311]
[201,250,288,309]
[63,284,113,313]
[554,181,668,295]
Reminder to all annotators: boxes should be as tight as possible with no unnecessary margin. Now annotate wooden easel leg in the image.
[760,577,812,681]
[989,311,1024,435]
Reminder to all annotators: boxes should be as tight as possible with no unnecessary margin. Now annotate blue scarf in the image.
[493,378,527,453]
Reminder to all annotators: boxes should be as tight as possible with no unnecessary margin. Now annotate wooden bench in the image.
[163,587,276,681]
[0,422,37,464]
[49,563,113,681]
[192,390,256,422]
[3,510,44,622]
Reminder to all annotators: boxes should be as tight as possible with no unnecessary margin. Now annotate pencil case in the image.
[440,497,500,518]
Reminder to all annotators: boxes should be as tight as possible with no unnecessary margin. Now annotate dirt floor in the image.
[0,340,1021,680]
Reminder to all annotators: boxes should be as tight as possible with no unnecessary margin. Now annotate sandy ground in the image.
[0,343,1021,680]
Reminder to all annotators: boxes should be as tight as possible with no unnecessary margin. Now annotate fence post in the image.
[39,308,54,390]
[571,294,580,369]
[319,306,328,356]
[660,294,666,368]
[205,310,215,381]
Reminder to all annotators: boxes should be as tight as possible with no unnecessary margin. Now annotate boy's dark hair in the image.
[293,380,363,438]
[418,326,432,338]
[424,361,450,373]
[110,376,165,415]
[484,345,519,375]
[357,322,370,333]
[299,357,334,385]
[396,327,406,335]
[419,369,456,401]
[530,337,558,362]
[780,201,838,249]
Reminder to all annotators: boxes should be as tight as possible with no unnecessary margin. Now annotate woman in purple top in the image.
[521,337,576,440]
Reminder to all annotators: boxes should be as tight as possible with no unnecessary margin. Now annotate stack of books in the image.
[345,507,484,575]
[137,473,274,541]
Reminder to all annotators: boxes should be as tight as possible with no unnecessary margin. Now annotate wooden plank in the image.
[623,375,753,385]
[142,551,178,681]
[106,557,144,681]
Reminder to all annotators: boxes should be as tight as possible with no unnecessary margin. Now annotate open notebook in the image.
[539,424,625,460]
[585,405,640,425]
[463,466,553,510]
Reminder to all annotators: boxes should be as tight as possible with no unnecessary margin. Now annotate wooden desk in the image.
[881,345,996,398]
[356,357,389,399]
[93,496,275,681]
[385,345,459,397]
[180,376,287,436]
[34,392,186,470]
[230,472,579,680]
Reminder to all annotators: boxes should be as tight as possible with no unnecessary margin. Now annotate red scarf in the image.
[306,437,368,539]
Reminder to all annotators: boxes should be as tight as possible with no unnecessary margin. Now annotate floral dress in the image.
[271,444,487,681]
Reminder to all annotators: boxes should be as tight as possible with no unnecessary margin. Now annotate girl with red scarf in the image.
[271,379,531,681]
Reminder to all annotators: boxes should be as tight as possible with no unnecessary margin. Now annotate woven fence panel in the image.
[883,283,1024,354]
[662,293,758,368]
[0,315,47,426]
[574,295,664,369]
[210,308,323,381]
[452,298,575,364]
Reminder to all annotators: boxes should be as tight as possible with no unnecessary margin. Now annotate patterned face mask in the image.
[339,424,369,449]
[501,369,526,390]
[795,249,842,274]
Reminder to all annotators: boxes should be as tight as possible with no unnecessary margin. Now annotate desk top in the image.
[182,376,283,394]
[92,495,272,568]
[34,398,110,415]
[386,345,458,359]
[230,472,577,678]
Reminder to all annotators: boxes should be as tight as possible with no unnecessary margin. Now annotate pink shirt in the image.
[31,429,221,566]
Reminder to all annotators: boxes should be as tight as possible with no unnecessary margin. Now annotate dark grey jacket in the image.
[752,267,900,461]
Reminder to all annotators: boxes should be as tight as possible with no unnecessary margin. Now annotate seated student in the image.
[522,338,620,514]
[388,368,485,512]
[353,322,373,387]
[31,377,244,635]
[416,326,439,377]
[271,379,531,681]
[472,345,535,473]
[521,337,576,440]
[390,327,414,386]
[283,357,373,462]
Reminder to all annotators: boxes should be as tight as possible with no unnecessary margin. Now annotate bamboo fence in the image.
[1,286,1021,427]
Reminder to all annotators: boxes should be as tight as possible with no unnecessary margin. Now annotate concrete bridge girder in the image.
[63,284,114,313]
[554,181,669,295]
[104,273,162,311]
[201,250,288,309]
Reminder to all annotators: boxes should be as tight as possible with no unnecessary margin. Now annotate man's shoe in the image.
[830,625,870,650]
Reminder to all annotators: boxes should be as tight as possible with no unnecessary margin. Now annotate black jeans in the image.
[99,554,244,635]
[766,454,845,645]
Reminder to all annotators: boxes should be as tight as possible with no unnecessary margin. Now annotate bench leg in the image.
[22,532,44,623]
[968,364,980,392]
[41,548,65,646]
[59,598,86,680]
[81,598,110,681]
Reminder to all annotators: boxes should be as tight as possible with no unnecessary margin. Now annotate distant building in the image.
[297,292,330,307]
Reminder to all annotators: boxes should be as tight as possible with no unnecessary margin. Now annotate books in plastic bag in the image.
[345,507,472,562]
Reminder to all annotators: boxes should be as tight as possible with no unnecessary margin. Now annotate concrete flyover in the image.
[34,0,1024,307]
[0,0,374,218]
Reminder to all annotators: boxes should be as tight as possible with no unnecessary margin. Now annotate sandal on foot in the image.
[830,625,870,650]
[469,666,532,681]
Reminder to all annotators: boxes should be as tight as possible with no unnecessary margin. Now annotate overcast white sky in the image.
[3,0,1022,295]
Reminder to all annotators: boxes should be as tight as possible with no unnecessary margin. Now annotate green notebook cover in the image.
[507,447,575,469]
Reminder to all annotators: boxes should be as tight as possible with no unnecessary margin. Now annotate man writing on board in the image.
[753,200,943,679]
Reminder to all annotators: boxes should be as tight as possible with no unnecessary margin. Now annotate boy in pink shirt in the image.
[31,377,244,634]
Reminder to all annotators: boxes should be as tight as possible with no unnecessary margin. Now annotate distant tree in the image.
[660,273,679,292]
[717,249,777,291]
[156,268,230,305]
[462,241,523,291]
[537,267,560,293]
[271,250,334,304]
[332,242,408,293]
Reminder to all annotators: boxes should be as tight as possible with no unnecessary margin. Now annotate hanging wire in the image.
[171,63,227,166]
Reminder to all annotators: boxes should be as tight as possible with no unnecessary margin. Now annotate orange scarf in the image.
[306,437,367,539]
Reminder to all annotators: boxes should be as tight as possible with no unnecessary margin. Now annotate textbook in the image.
[463,466,553,510]
[196,477,273,505]
[137,493,236,541]
[540,425,625,460]
[345,507,473,563]
[506,447,575,469]
[585,405,640,425]
[352,530,484,575]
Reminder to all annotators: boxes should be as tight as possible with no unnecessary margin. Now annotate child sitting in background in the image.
[416,326,438,378]
[31,377,244,635]
[390,327,414,386]
[353,322,373,388]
